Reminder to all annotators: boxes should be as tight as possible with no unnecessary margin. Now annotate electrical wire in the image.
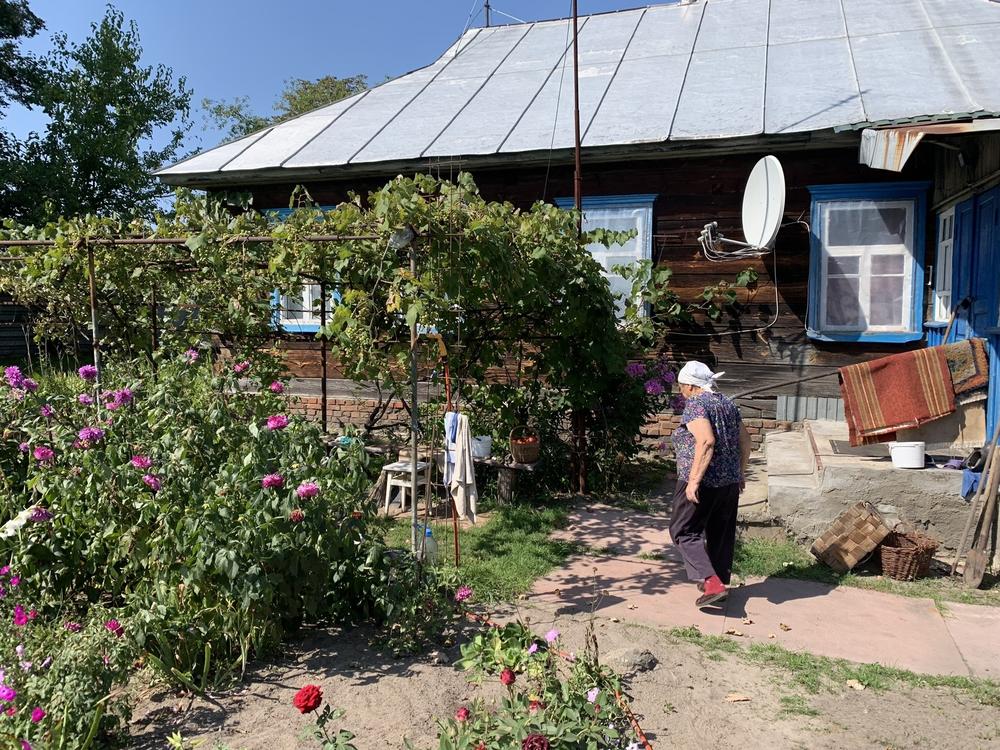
[490,7,527,23]
[541,0,575,202]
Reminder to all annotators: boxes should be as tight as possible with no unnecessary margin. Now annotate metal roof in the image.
[158,0,1000,185]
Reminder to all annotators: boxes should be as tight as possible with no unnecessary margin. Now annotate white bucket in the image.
[471,435,492,459]
[889,441,926,469]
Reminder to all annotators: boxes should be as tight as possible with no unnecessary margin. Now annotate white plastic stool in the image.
[381,460,429,513]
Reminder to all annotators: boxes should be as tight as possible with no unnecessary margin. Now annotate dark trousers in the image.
[669,480,740,584]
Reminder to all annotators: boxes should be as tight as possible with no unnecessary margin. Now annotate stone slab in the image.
[550,504,670,558]
[527,554,726,634]
[942,601,1000,679]
[725,578,971,676]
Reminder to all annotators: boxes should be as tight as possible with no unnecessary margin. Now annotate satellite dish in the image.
[699,155,786,260]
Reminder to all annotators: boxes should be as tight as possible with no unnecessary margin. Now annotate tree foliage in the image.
[0,0,43,110]
[0,5,192,224]
[204,74,368,142]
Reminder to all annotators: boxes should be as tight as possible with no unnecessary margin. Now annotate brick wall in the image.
[289,393,796,451]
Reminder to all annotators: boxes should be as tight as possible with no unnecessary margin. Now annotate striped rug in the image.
[839,347,955,447]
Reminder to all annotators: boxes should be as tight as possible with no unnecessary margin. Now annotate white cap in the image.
[677,360,724,392]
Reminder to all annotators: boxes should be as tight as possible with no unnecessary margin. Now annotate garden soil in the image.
[128,607,1000,749]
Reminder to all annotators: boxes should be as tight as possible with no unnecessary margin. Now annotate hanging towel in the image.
[839,347,955,447]
[962,468,981,499]
[450,414,478,524]
[443,411,459,486]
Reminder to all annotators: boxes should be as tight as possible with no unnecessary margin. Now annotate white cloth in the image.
[449,413,478,524]
[677,360,725,392]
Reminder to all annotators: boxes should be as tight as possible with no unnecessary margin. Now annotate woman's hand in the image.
[685,480,700,503]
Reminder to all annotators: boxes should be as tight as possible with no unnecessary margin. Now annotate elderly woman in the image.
[669,361,752,608]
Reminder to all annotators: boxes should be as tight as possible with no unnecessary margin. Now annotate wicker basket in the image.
[509,426,540,464]
[810,501,891,573]
[879,526,939,581]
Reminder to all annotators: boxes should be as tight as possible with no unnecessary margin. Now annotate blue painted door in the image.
[964,187,1000,435]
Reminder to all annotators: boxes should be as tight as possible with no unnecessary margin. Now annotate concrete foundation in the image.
[767,421,975,556]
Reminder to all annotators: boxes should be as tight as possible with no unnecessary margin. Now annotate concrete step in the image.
[764,429,819,488]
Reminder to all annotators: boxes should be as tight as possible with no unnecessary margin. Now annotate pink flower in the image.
[21,740,32,750]
[262,473,285,489]
[454,585,473,603]
[266,414,289,431]
[184,349,199,363]
[455,706,471,722]
[0,686,15,703]
[500,668,516,687]
[18,442,29,453]
[104,619,124,637]
[39,404,54,418]
[4,365,24,389]
[233,360,251,374]
[77,426,105,444]
[295,481,319,499]
[269,381,285,394]
[142,474,161,493]
[289,509,305,523]
[130,455,152,470]
[22,378,37,392]
[545,629,560,643]
[527,643,538,655]
[78,365,98,381]
[64,622,82,632]
[32,445,54,463]
[10,576,20,587]
[587,687,600,703]
[30,707,44,723]
[13,605,30,626]
[77,393,94,405]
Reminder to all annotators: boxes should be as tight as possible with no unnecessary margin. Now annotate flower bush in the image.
[0,354,375,692]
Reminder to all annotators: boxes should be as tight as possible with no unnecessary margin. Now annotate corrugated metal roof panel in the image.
[158,0,1000,184]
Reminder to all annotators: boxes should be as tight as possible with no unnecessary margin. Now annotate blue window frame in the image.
[554,194,656,316]
[806,182,930,343]
[266,206,336,334]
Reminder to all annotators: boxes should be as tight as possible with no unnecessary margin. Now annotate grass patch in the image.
[733,536,1000,608]
[381,500,575,603]
[669,627,1000,707]
[778,695,820,717]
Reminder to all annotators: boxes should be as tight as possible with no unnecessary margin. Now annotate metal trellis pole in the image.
[410,241,420,555]
[85,242,101,398]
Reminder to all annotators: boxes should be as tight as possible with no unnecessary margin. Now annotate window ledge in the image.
[923,321,948,329]
[806,328,924,344]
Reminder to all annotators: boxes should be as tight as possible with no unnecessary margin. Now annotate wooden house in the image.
[158,0,1000,439]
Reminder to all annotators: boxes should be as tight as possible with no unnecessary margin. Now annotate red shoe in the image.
[695,575,728,609]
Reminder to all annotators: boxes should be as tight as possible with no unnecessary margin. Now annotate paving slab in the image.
[526,553,726,634]
[550,504,670,558]
[724,578,970,676]
[942,601,1000,679]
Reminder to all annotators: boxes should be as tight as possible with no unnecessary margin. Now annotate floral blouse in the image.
[672,391,743,487]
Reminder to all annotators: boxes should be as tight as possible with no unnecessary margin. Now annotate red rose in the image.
[522,734,550,750]
[528,699,544,714]
[455,706,471,722]
[290,509,305,523]
[475,744,486,750]
[292,684,323,714]
[500,667,516,687]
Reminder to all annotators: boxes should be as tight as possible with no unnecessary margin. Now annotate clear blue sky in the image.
[6,0,663,154]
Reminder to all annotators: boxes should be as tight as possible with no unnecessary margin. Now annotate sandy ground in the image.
[128,603,1000,750]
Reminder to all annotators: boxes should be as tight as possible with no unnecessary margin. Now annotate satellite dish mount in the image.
[699,155,786,261]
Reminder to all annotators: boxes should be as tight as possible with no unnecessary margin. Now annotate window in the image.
[554,194,656,316]
[807,183,929,343]
[266,207,335,333]
[932,207,955,322]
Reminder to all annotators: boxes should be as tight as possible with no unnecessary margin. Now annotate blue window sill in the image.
[923,321,948,329]
[806,328,924,344]
[278,322,321,334]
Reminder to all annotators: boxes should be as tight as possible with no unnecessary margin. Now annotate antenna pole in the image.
[572,0,583,225]
[485,0,491,27]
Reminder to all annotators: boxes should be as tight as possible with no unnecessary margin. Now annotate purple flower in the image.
[131,455,152,470]
[64,622,82,633]
[233,360,251,374]
[269,381,285,394]
[9,576,19,587]
[670,395,686,411]
[78,365,98,382]
[295,481,319,499]
[77,393,94,405]
[77,426,105,444]
[18,442,29,453]
[22,378,37,392]
[142,474,161,493]
[104,619,124,637]
[262,473,285,490]
[32,445,54,463]
[625,362,646,379]
[0,685,15,703]
[22,740,33,750]
[662,370,676,384]
[545,629,560,643]
[266,414,289,431]
[30,707,44,723]
[3,365,24,389]
[527,643,538,655]
[587,687,600,703]
[28,507,52,523]
[39,404,54,418]
[13,605,29,626]
[454,585,473,603]
[644,379,665,396]
[184,349,199,363]
[112,388,133,406]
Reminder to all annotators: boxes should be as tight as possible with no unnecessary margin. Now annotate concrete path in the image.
[526,504,1000,679]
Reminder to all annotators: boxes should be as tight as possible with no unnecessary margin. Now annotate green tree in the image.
[0,5,191,223]
[204,74,367,142]
[0,0,43,110]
